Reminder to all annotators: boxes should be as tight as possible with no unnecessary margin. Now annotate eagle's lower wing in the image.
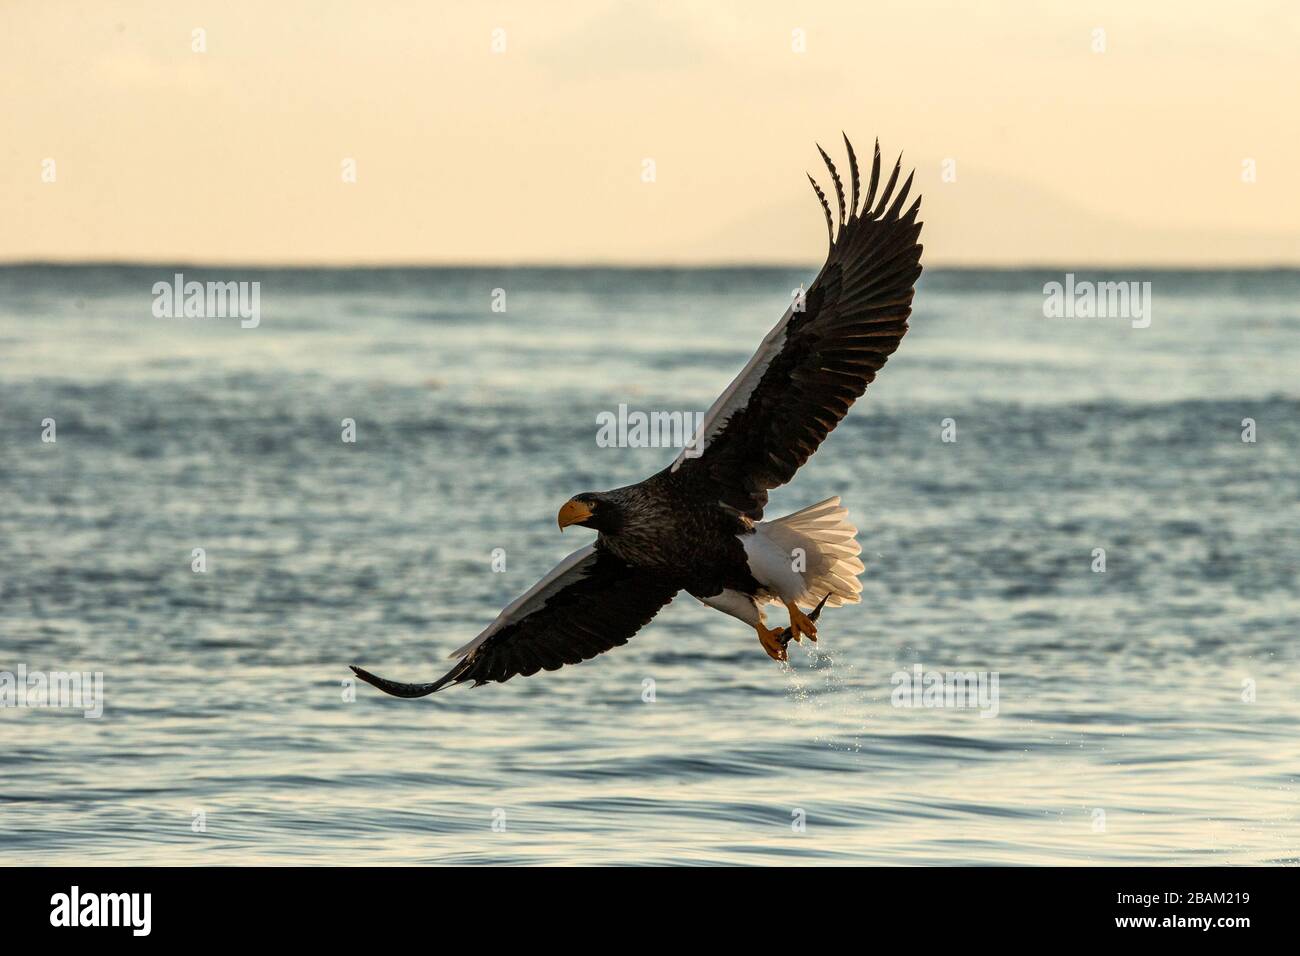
[351,544,677,697]
[671,136,923,519]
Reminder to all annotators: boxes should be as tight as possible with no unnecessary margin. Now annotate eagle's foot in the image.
[783,600,819,643]
[755,622,788,662]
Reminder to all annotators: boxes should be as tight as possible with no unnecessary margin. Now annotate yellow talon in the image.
[784,600,818,643]
[755,622,787,662]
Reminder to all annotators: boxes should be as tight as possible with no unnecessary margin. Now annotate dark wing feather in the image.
[806,174,834,246]
[817,144,846,228]
[863,139,882,212]
[673,137,923,519]
[843,133,861,217]
[351,545,677,697]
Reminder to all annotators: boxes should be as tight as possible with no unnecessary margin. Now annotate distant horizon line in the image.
[3,259,1300,273]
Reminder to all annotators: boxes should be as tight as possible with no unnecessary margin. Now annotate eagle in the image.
[352,135,923,697]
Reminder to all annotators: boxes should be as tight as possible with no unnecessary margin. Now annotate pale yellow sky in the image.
[2,0,1297,265]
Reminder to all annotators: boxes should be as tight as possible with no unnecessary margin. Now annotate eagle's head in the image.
[557,492,620,533]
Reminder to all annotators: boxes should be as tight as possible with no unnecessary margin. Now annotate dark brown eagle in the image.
[352,135,923,697]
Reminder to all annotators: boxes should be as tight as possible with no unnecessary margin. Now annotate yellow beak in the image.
[557,499,594,531]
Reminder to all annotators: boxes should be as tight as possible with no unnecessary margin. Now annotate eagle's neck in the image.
[597,480,680,567]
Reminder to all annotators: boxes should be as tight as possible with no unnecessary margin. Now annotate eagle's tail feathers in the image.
[762,496,864,608]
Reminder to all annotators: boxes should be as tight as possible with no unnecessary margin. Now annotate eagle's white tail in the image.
[752,496,864,608]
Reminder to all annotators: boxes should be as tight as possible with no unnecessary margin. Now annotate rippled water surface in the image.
[1,266,1297,864]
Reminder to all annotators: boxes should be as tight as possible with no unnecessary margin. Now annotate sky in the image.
[2,0,1297,266]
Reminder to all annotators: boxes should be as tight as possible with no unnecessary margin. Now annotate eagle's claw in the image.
[776,593,831,649]
[757,624,788,661]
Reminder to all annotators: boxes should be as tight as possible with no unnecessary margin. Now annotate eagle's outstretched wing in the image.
[672,136,924,519]
[351,544,677,697]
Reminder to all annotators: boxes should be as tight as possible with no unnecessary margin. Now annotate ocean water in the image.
[1,265,1296,865]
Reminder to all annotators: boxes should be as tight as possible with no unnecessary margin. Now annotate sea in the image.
[1,265,1296,864]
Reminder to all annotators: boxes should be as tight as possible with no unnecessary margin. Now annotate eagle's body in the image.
[353,135,924,697]
[596,470,757,593]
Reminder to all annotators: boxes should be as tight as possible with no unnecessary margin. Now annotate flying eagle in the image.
[352,135,923,697]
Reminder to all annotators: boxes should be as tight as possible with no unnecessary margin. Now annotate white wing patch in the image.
[671,304,793,470]
[696,588,763,627]
[449,543,597,659]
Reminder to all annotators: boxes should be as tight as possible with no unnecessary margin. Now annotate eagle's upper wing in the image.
[351,544,677,697]
[671,136,923,519]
